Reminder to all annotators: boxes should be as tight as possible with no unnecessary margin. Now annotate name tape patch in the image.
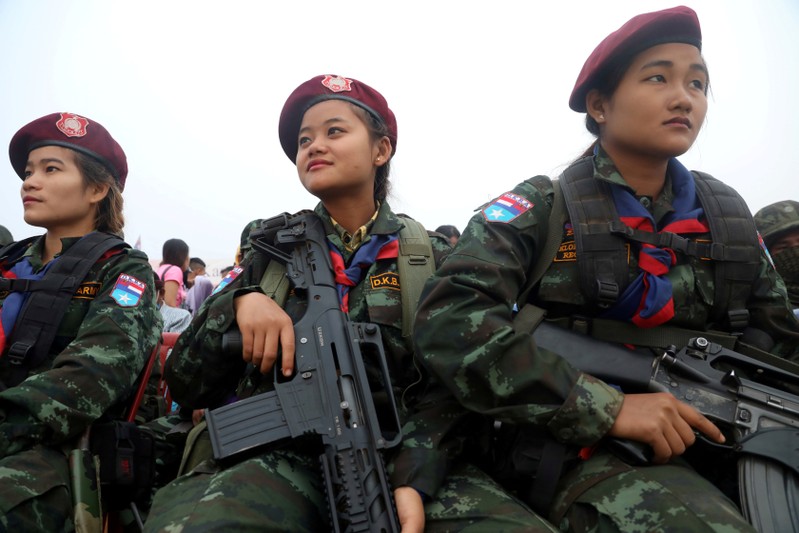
[370,272,400,291]
[74,281,101,300]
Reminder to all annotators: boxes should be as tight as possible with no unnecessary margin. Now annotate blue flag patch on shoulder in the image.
[111,274,146,307]
[482,192,533,223]
[212,266,243,295]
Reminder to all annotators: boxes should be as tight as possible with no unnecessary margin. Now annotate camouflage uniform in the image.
[0,234,162,531]
[754,200,799,313]
[414,149,799,533]
[145,203,556,532]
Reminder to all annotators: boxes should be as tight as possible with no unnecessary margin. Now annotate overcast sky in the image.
[1,0,797,268]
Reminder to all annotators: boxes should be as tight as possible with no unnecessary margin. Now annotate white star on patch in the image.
[488,208,505,219]
[117,293,132,304]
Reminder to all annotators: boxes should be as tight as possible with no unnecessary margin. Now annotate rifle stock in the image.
[206,213,401,533]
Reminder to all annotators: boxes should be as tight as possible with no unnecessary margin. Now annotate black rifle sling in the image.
[3,232,127,387]
[691,172,760,330]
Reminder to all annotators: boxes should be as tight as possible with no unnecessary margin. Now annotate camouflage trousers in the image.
[144,428,557,532]
[549,450,755,533]
[0,445,74,532]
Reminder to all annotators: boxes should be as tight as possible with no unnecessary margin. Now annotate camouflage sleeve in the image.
[389,377,482,497]
[165,246,266,409]
[389,231,472,496]
[747,246,799,361]
[0,250,162,457]
[414,178,623,446]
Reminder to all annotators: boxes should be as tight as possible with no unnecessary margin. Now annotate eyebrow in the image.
[640,59,709,78]
[26,157,66,167]
[298,116,349,134]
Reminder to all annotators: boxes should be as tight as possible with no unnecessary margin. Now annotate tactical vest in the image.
[539,156,761,331]
[0,232,128,387]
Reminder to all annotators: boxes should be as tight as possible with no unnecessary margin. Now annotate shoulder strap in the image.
[157,264,179,282]
[514,179,567,334]
[0,236,39,266]
[692,171,761,330]
[397,217,436,338]
[559,156,628,309]
[259,260,290,308]
[5,232,127,387]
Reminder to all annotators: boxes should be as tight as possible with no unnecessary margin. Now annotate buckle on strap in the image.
[596,280,619,307]
[727,309,750,330]
[7,341,33,365]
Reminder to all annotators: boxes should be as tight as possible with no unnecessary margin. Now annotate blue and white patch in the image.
[758,231,775,268]
[482,192,533,223]
[212,266,243,295]
[111,273,146,307]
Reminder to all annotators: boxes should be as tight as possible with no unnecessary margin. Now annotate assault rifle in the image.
[531,319,799,533]
[205,213,402,533]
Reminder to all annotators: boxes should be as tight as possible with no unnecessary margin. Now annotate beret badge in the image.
[56,113,90,138]
[321,75,353,93]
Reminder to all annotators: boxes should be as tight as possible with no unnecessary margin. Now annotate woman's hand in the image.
[233,292,295,376]
[394,486,425,533]
[608,392,725,463]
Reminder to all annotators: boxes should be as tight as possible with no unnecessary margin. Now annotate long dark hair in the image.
[161,238,189,267]
[74,152,124,236]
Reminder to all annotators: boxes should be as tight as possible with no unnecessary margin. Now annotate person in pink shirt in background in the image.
[157,238,189,308]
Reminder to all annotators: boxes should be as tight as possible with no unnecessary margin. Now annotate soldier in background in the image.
[0,225,12,246]
[0,112,161,530]
[755,200,799,315]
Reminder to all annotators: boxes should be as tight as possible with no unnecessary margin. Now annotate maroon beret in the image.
[9,112,128,190]
[569,5,702,112]
[278,75,397,161]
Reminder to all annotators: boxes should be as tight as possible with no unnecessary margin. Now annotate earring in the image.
[376,157,381,163]
[599,114,605,121]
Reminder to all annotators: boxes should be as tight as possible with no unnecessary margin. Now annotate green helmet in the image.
[754,200,799,248]
[0,224,13,247]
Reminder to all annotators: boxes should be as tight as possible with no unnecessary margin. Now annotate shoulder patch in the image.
[758,231,775,268]
[482,192,533,223]
[212,266,243,295]
[110,273,146,307]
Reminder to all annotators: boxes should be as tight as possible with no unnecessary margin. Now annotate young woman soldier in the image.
[145,75,556,532]
[414,6,799,533]
[0,112,161,530]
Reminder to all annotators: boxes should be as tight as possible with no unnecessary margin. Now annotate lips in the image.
[306,159,332,171]
[22,195,40,205]
[664,117,692,128]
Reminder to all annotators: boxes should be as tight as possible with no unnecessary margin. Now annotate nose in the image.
[21,173,39,190]
[305,135,327,156]
[669,83,693,114]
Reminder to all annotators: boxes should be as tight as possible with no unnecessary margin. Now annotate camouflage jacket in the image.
[414,150,799,448]
[0,235,162,457]
[165,202,470,497]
